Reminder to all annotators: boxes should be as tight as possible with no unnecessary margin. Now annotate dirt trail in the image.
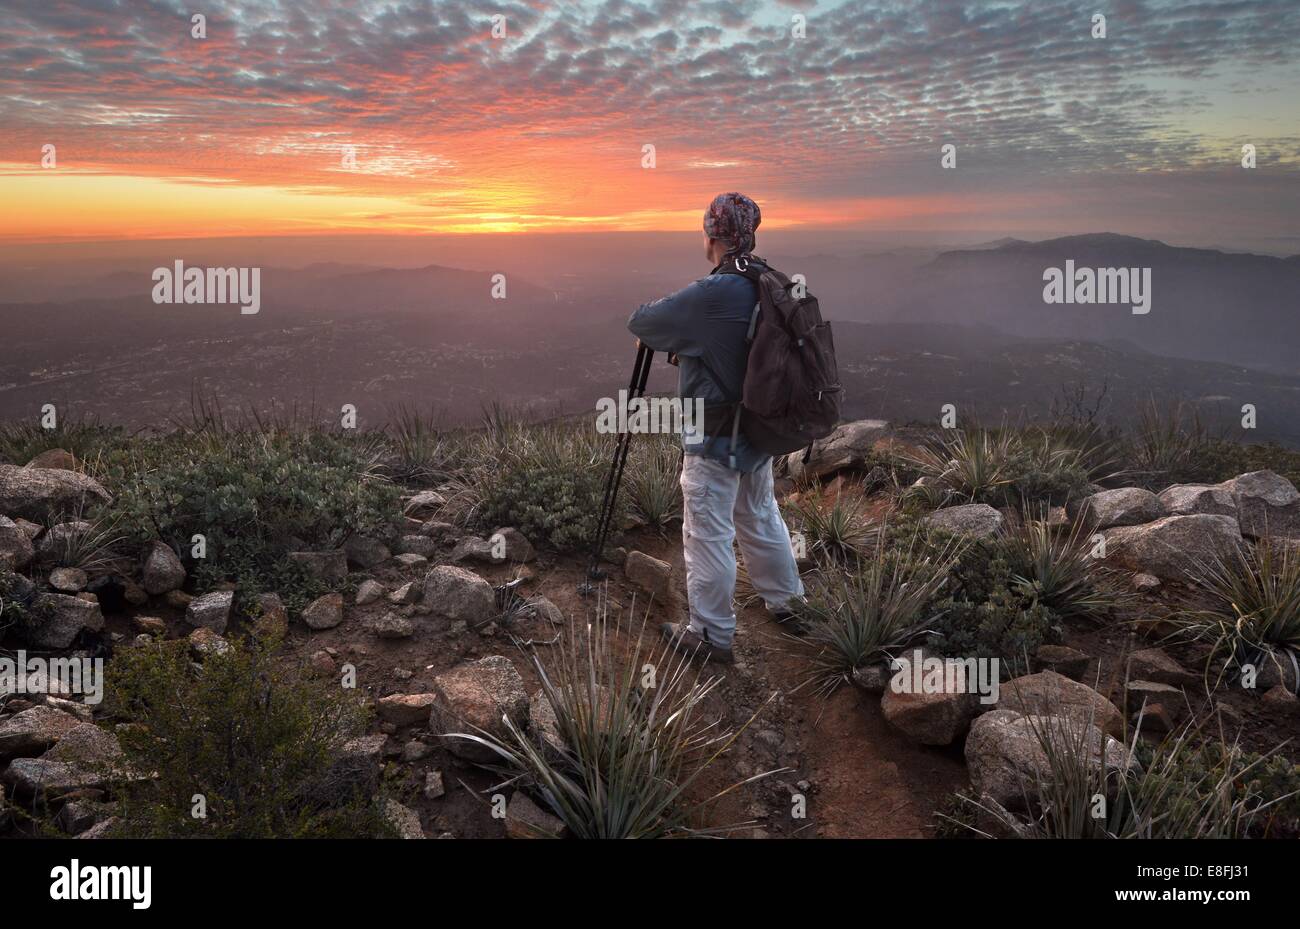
[628,530,967,838]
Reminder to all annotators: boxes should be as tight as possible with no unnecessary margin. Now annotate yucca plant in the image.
[949,715,1296,839]
[792,529,961,697]
[900,428,1019,505]
[999,508,1126,621]
[382,405,453,485]
[1173,539,1300,691]
[783,484,879,563]
[624,435,682,531]
[444,604,779,838]
[38,510,128,578]
[1126,398,1213,485]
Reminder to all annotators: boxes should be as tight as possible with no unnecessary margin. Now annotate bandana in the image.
[703,192,760,256]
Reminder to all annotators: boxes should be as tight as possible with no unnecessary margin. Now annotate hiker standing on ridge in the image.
[627,192,806,663]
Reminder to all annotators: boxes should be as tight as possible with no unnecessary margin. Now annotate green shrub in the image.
[98,429,398,606]
[473,420,618,551]
[0,416,126,469]
[925,541,1062,676]
[101,635,391,838]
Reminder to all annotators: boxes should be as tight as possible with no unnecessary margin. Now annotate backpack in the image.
[711,254,843,459]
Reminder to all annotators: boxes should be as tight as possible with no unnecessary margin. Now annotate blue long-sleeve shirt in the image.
[627,271,768,473]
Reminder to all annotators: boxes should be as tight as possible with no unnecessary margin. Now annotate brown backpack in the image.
[713,255,842,459]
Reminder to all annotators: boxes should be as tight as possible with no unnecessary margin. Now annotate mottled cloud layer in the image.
[1,0,1296,242]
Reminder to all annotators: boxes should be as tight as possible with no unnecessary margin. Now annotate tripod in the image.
[579,343,654,595]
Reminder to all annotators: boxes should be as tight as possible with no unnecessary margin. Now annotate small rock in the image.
[423,770,446,799]
[377,693,437,726]
[1033,644,1091,681]
[403,490,447,517]
[624,551,673,601]
[450,536,502,564]
[506,791,564,838]
[141,541,186,595]
[491,527,535,563]
[0,706,83,760]
[0,516,35,570]
[343,535,391,570]
[48,566,89,593]
[1127,648,1198,687]
[387,581,420,604]
[370,611,414,639]
[1124,680,1185,718]
[422,565,496,628]
[22,593,105,648]
[430,655,529,762]
[1075,487,1165,529]
[1158,484,1237,518]
[923,503,1003,538]
[396,534,440,558]
[355,579,386,605]
[383,799,425,839]
[1131,572,1162,592]
[185,590,233,633]
[188,627,231,658]
[851,663,891,693]
[966,710,1129,810]
[301,592,344,630]
[0,465,110,523]
[995,670,1124,738]
[393,553,428,569]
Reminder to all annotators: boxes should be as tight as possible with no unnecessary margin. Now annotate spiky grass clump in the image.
[623,434,682,532]
[948,716,1298,839]
[900,429,1017,505]
[1126,398,1215,487]
[445,606,777,838]
[792,530,961,697]
[998,510,1126,622]
[1173,539,1300,691]
[36,511,128,578]
[783,484,879,563]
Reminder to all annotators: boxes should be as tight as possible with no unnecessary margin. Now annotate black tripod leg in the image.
[583,345,653,590]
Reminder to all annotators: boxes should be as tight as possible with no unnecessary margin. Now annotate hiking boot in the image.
[768,606,810,636]
[661,622,734,664]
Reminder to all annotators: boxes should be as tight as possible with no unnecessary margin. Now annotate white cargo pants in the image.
[680,454,804,648]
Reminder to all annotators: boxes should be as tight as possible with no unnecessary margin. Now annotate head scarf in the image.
[703,192,760,256]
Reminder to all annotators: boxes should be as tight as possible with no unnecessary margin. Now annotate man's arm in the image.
[627,280,706,356]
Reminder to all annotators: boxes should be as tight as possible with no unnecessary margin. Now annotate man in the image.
[627,192,804,663]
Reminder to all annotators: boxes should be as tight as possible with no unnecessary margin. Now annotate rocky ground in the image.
[2,421,1299,839]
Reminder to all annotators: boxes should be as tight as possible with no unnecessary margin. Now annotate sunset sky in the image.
[1,0,1297,249]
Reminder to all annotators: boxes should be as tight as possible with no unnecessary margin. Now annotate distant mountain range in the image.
[1,233,1297,440]
[772,233,1300,376]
